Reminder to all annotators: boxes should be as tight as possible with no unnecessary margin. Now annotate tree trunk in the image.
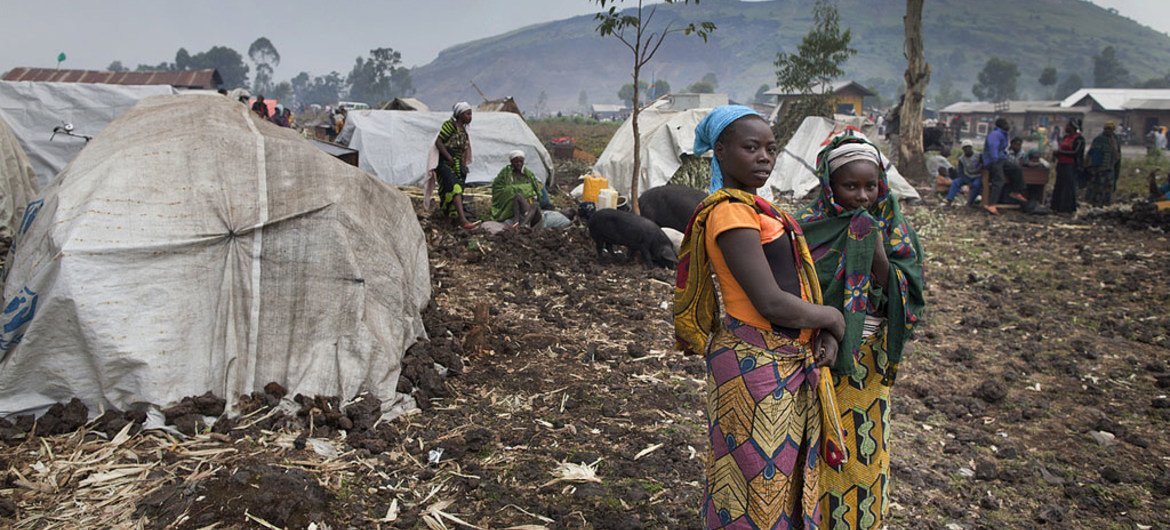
[630,68,642,214]
[899,0,931,187]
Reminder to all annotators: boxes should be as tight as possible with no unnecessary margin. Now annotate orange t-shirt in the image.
[704,201,806,334]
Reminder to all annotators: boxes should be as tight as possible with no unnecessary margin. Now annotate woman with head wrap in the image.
[674,105,848,529]
[435,102,477,229]
[490,149,544,227]
[1051,119,1083,214]
[796,135,925,529]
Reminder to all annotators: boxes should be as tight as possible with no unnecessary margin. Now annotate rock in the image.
[1035,505,1064,524]
[171,414,207,436]
[1124,433,1151,448]
[975,461,998,481]
[1088,430,1116,447]
[0,497,16,517]
[1100,466,1123,484]
[1155,375,1170,389]
[1152,397,1170,409]
[973,380,1008,403]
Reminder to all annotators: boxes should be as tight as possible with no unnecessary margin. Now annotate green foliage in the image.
[159,46,250,89]
[346,47,413,106]
[668,154,711,191]
[773,0,856,95]
[932,78,962,108]
[618,80,649,107]
[1092,46,1131,88]
[1138,73,1170,89]
[106,61,127,73]
[1038,66,1057,87]
[528,117,621,157]
[753,83,771,104]
[578,89,590,112]
[649,79,671,98]
[972,57,1019,102]
[248,37,281,95]
[291,71,345,106]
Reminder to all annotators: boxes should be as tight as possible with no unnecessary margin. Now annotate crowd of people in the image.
[928,116,1128,214]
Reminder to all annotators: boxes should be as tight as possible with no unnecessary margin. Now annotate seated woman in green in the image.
[490,150,543,227]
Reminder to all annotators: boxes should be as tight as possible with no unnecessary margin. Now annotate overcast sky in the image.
[1,1,1167,80]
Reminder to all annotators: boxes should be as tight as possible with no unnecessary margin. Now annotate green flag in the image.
[57,52,66,63]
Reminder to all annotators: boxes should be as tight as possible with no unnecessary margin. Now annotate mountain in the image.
[408,0,1170,113]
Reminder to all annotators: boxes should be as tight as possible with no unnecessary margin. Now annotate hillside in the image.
[408,0,1170,112]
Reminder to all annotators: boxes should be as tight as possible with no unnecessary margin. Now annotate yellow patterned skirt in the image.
[818,327,892,530]
[702,318,824,529]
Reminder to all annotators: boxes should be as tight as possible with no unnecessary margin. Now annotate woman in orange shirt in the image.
[675,105,846,529]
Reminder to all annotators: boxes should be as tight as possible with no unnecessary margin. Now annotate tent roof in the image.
[765,116,920,202]
[3,67,221,90]
[765,80,875,98]
[340,110,554,187]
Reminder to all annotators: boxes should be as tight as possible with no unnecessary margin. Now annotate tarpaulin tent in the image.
[592,100,705,197]
[0,81,179,188]
[0,115,38,237]
[765,116,921,201]
[338,110,554,187]
[0,94,431,417]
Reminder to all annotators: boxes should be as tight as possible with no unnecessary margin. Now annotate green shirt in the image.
[490,165,542,221]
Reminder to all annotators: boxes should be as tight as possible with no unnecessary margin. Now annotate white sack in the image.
[0,94,431,417]
[341,110,554,187]
[0,81,179,188]
[764,116,921,202]
[0,115,38,237]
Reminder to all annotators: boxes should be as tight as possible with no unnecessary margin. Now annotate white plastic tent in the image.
[0,94,431,418]
[0,81,179,188]
[764,116,921,201]
[0,115,38,237]
[339,110,554,187]
[592,101,705,197]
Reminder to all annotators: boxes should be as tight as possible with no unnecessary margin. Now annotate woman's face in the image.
[1066,122,1077,135]
[830,160,881,211]
[715,117,777,191]
[458,110,473,125]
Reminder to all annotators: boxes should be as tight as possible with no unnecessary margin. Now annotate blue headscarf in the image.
[693,105,762,194]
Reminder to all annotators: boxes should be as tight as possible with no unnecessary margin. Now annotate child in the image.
[674,105,846,530]
[797,136,925,530]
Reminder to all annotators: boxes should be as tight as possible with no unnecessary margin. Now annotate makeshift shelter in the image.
[0,115,38,237]
[0,94,431,418]
[0,81,178,187]
[765,116,920,201]
[592,100,708,197]
[381,97,430,111]
[340,110,554,187]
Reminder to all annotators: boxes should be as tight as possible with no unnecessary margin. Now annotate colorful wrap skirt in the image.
[703,317,824,529]
[818,325,892,530]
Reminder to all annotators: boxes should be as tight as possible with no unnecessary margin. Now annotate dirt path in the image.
[3,200,1168,529]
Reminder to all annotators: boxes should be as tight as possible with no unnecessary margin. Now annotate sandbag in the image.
[0,94,431,418]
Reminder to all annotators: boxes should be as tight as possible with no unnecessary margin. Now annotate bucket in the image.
[597,188,618,209]
[583,175,608,204]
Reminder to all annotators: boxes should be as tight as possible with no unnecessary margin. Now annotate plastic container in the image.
[596,188,618,209]
[582,175,608,204]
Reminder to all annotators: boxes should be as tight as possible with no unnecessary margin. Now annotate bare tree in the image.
[594,0,714,212]
[899,0,930,185]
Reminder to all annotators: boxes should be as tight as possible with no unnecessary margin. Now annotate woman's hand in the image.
[871,229,890,288]
[814,332,839,368]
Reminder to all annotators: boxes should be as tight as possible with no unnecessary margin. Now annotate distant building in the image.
[2,67,222,90]
[477,97,522,116]
[669,92,729,111]
[1060,88,1170,138]
[939,100,1087,139]
[591,104,627,121]
[765,81,875,118]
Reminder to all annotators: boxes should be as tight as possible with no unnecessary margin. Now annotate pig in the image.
[587,209,677,268]
[638,184,707,232]
[661,227,684,255]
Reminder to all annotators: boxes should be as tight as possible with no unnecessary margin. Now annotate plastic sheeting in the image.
[0,81,178,188]
[592,101,705,197]
[764,116,921,202]
[0,115,38,237]
[0,94,431,418]
[339,110,554,187]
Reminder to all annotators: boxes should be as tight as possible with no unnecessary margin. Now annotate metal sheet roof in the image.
[1059,88,1170,110]
[2,67,221,89]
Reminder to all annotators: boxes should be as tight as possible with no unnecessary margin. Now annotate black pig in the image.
[638,184,707,232]
[587,209,677,268]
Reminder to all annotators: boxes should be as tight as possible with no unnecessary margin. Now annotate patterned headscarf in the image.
[797,135,925,383]
[693,105,762,194]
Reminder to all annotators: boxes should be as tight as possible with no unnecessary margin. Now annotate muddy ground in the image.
[2,189,1169,529]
